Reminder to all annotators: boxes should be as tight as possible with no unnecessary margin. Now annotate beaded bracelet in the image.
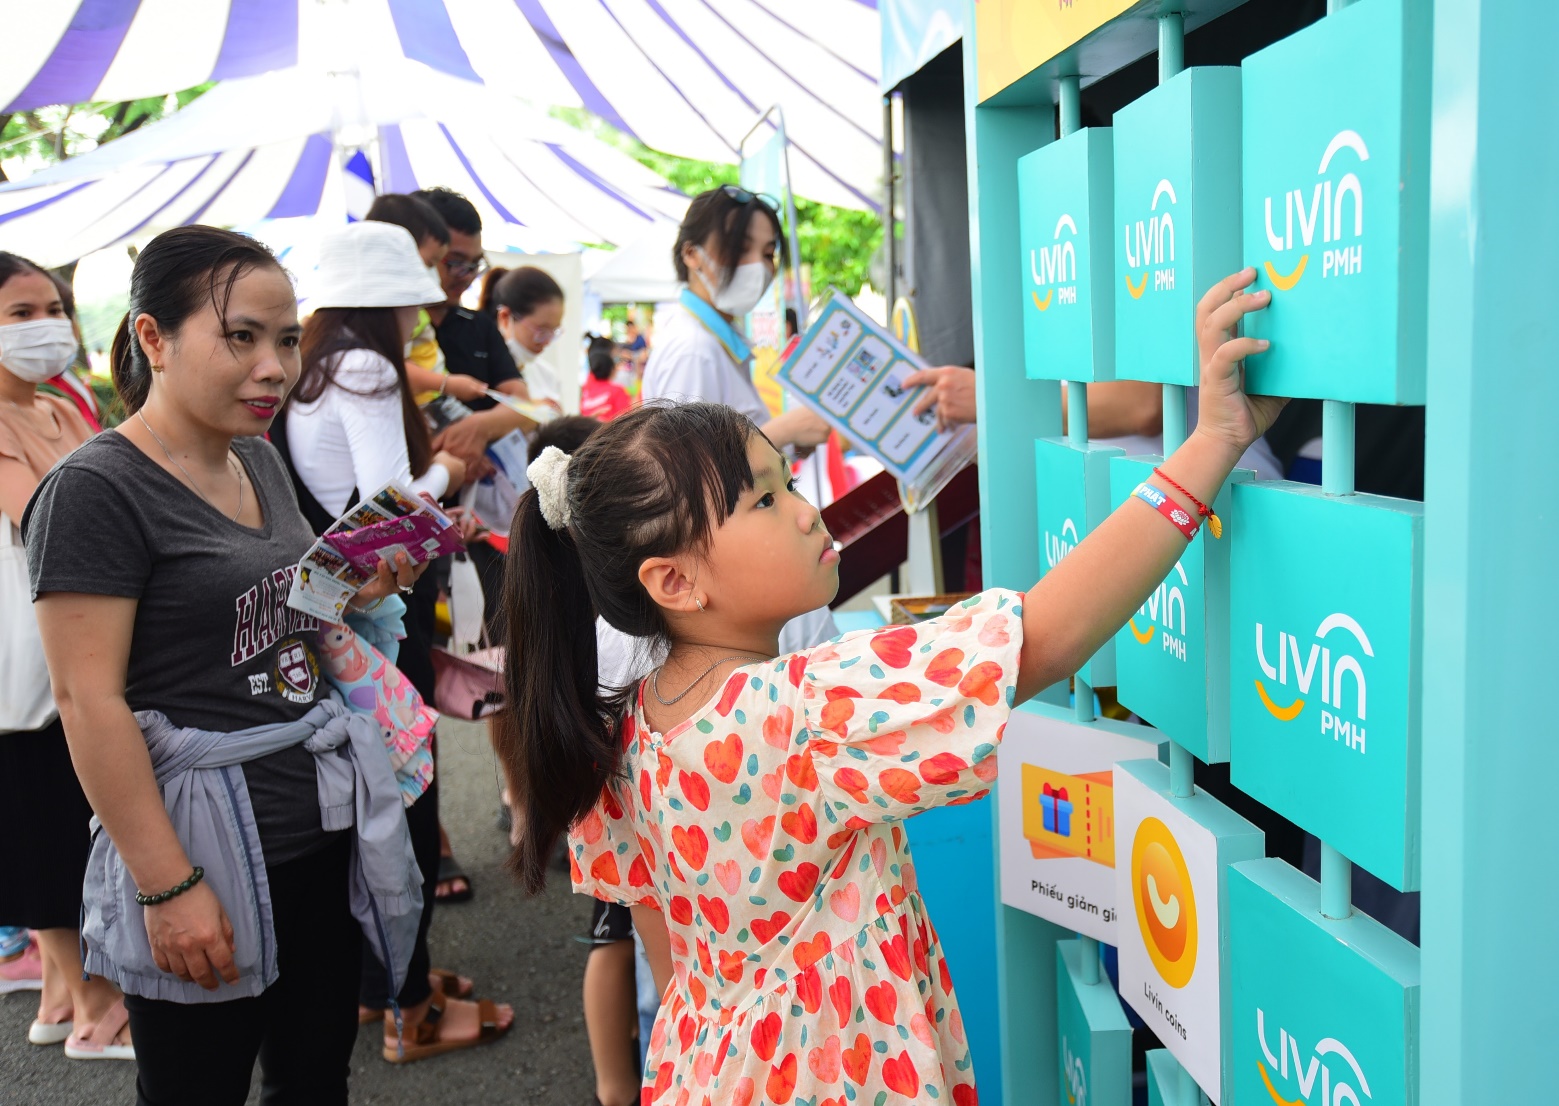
[135,867,205,907]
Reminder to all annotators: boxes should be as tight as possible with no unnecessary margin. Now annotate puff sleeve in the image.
[797,589,1025,825]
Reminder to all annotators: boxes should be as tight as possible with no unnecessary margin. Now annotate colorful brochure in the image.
[285,483,465,621]
[774,291,976,506]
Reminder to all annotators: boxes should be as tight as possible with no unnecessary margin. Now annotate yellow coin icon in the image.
[1131,817,1198,988]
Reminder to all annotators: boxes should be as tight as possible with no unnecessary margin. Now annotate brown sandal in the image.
[360,969,475,1024]
[381,990,510,1063]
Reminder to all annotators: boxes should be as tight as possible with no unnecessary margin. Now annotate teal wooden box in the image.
[1112,67,1243,386]
[1114,759,1265,1105]
[1240,0,1432,403]
[1019,127,1116,381]
[1035,437,1124,685]
[1229,858,1420,1106]
[1056,939,1132,1106]
[1229,481,1423,891]
[1110,456,1250,763]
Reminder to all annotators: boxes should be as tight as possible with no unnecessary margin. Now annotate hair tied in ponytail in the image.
[527,446,573,530]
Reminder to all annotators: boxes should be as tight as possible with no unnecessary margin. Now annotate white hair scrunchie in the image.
[527,445,573,531]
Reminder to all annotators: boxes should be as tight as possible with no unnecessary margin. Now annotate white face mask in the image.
[505,334,538,367]
[0,317,78,383]
[695,249,774,318]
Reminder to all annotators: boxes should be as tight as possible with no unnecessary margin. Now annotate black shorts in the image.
[587,899,634,946]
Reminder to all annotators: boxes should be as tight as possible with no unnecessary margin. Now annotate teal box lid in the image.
[1110,456,1249,763]
[1240,0,1431,403]
[1057,939,1133,1106]
[1229,481,1423,891]
[1019,128,1115,381]
[1229,859,1420,1106]
[1112,67,1243,386]
[1036,437,1123,685]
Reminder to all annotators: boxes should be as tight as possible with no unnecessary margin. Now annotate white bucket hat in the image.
[309,220,445,310]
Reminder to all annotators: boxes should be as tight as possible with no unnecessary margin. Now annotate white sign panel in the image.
[1114,759,1262,1105]
[996,706,1159,942]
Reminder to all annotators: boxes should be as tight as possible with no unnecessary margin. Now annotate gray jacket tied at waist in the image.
[81,697,422,1003]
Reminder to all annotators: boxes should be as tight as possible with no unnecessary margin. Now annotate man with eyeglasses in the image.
[411,188,535,482]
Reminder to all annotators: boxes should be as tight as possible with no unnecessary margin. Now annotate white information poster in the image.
[1113,759,1262,1106]
[996,705,1159,942]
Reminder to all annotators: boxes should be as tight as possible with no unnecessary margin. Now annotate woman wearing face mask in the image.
[491,265,565,410]
[642,186,831,452]
[0,252,132,1060]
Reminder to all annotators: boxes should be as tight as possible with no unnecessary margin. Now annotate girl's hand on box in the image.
[1194,268,1289,455]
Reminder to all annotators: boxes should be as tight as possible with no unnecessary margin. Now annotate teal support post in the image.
[962,10,1062,1102]
[1320,844,1354,920]
[1421,1,1559,1101]
[1066,379,1089,447]
[1159,12,1185,81]
[1322,400,1356,496]
[1161,385,1186,452]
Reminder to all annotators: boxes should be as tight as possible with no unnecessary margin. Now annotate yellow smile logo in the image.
[1032,289,1054,311]
[1254,680,1304,721]
[1263,256,1308,291]
[1258,1061,1303,1105]
[1124,272,1149,299]
[1129,619,1156,644]
[1131,817,1197,988]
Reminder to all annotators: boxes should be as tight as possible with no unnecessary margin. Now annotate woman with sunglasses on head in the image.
[643,186,833,455]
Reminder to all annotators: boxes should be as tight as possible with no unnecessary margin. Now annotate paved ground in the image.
[0,716,598,1106]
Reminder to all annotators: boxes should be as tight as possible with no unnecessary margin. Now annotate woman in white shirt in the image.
[491,266,565,409]
[643,186,831,452]
[276,222,516,1060]
[283,222,465,520]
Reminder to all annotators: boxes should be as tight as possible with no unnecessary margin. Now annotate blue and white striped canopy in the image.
[0,61,691,266]
[2,0,882,212]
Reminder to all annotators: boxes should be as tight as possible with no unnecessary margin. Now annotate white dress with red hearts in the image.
[570,589,1024,1106]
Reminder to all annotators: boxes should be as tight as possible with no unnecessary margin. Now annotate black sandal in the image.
[435,855,474,903]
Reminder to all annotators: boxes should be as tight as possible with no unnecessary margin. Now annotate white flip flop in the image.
[64,1000,134,1061]
[28,1018,73,1046]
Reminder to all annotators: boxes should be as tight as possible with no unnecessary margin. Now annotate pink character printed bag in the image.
[315,623,436,806]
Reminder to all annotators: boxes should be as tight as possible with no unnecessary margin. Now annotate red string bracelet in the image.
[1153,467,1222,538]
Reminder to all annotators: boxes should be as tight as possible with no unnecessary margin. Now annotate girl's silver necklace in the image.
[652,652,766,707]
[136,410,244,523]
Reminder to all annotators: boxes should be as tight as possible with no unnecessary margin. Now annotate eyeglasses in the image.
[720,185,782,215]
[442,255,489,279]
[519,319,562,344]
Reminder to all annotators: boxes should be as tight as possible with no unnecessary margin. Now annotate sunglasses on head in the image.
[720,185,782,215]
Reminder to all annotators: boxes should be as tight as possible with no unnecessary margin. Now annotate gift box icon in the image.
[1040,782,1073,837]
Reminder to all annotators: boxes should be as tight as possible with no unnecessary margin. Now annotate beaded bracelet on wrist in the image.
[136,867,205,907]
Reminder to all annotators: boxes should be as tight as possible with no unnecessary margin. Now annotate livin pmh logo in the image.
[1061,1032,1088,1106]
[1256,1008,1372,1105]
[1031,214,1079,311]
[1261,130,1368,291]
[1124,178,1177,300]
[1253,613,1372,753]
[1044,517,1080,569]
[1130,559,1189,660]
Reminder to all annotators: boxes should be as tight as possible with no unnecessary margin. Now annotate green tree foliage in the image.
[555,108,882,298]
[0,84,213,182]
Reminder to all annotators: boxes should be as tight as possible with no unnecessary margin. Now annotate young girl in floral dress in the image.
[499,271,1283,1104]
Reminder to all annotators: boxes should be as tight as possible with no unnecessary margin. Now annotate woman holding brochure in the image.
[24,225,427,1103]
[275,220,514,1062]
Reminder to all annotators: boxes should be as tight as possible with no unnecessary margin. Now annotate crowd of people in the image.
[0,178,1287,1106]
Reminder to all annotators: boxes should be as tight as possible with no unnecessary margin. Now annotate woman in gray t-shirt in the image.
[24,227,421,1104]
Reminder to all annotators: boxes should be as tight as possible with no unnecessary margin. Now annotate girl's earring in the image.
[694,595,706,613]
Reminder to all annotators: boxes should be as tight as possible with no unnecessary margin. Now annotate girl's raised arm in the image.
[1015,269,1287,703]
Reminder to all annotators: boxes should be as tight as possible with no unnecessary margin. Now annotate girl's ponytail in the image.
[498,487,619,893]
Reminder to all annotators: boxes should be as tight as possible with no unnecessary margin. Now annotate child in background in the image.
[498,272,1283,1103]
[581,347,634,422]
[364,194,488,405]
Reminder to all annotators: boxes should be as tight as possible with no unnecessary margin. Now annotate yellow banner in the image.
[975,0,1137,101]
